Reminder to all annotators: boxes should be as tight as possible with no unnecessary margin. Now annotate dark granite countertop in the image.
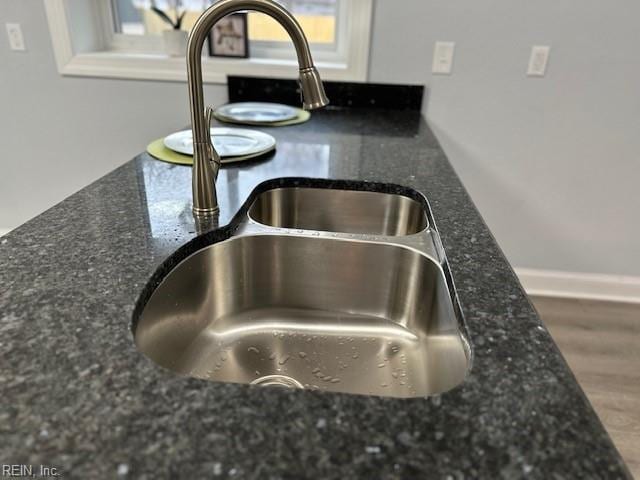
[0,109,630,479]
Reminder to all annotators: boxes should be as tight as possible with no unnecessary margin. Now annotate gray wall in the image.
[369,0,640,277]
[0,1,226,230]
[1,0,639,278]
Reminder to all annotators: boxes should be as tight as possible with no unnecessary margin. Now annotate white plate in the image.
[164,127,276,157]
[215,102,298,123]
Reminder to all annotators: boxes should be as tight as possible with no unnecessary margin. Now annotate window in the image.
[113,1,338,44]
[249,1,338,44]
[110,0,341,61]
[44,0,372,83]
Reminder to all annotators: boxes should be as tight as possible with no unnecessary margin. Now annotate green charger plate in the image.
[213,107,310,127]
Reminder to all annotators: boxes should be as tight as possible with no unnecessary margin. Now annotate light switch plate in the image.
[6,23,26,51]
[527,45,550,77]
[432,41,455,75]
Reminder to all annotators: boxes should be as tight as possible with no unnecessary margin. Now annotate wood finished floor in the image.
[531,296,640,478]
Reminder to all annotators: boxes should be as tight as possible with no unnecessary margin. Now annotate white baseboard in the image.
[515,268,640,304]
[0,228,11,238]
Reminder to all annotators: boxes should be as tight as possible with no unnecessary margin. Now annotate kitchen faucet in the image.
[186,0,329,218]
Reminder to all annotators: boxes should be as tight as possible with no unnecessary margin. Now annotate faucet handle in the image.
[205,106,222,179]
[205,105,215,130]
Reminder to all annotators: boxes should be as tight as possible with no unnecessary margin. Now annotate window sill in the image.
[58,51,361,84]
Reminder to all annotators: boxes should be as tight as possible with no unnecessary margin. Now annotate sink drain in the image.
[251,375,304,389]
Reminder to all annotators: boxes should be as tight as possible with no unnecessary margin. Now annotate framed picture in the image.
[208,13,249,58]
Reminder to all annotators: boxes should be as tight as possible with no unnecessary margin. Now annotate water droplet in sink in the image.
[312,367,321,374]
[352,353,359,359]
[247,346,259,354]
[377,363,386,368]
[279,355,290,365]
[330,378,340,383]
[298,352,307,358]
[269,353,276,360]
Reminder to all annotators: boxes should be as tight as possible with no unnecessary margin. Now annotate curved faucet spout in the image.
[186,0,329,218]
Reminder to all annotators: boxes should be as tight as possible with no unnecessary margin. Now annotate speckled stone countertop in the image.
[0,109,631,479]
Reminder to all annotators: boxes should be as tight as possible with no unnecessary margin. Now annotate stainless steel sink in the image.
[247,187,428,235]
[134,183,470,399]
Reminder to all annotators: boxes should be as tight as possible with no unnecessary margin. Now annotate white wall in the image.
[370,0,640,279]
[1,1,639,286]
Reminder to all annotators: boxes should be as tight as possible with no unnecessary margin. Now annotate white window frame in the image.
[44,0,373,84]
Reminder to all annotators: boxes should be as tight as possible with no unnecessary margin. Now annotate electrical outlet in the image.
[527,45,550,77]
[432,41,455,75]
[6,23,26,51]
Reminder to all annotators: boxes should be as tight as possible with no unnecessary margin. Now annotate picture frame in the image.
[208,13,249,58]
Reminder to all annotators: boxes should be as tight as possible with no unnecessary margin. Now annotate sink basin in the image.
[247,187,428,235]
[135,234,469,398]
